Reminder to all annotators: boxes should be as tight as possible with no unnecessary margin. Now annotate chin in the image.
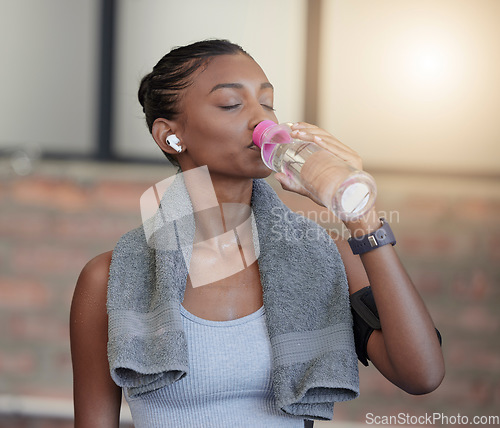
[251,165,273,179]
[254,170,273,179]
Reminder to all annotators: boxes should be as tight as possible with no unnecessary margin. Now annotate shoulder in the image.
[77,250,113,290]
[71,251,113,322]
[70,251,113,359]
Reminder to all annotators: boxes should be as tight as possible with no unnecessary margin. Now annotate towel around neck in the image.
[107,171,359,420]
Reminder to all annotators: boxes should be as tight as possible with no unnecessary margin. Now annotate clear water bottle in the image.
[253,120,377,221]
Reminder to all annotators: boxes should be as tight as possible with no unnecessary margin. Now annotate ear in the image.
[152,118,183,155]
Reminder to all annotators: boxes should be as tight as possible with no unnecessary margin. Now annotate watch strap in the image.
[348,218,396,255]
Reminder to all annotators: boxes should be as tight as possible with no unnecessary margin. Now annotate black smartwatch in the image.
[348,218,396,255]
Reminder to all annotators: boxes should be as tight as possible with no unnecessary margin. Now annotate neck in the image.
[182,169,254,242]
[210,174,254,205]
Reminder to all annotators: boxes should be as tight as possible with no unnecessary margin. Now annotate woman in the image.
[70,39,444,427]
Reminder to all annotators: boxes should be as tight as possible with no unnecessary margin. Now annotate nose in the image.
[248,102,277,132]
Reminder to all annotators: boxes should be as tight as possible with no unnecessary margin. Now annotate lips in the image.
[247,141,260,151]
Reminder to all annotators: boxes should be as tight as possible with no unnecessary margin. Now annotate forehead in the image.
[190,54,270,93]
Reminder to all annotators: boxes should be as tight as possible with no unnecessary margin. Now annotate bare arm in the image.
[274,122,445,395]
[70,251,122,427]
[336,217,445,395]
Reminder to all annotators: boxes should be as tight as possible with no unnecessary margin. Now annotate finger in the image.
[312,135,360,160]
[312,136,363,169]
[290,123,346,148]
[291,128,332,141]
[293,128,356,154]
[291,129,358,160]
[274,173,325,206]
[290,122,319,130]
[274,173,303,194]
[290,126,347,146]
[289,123,352,148]
[289,124,364,169]
[289,129,363,169]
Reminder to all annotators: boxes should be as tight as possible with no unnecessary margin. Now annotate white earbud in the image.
[166,134,182,153]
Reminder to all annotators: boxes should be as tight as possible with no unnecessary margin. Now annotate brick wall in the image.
[0,160,499,427]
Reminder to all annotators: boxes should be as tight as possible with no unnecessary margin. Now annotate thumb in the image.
[274,173,302,193]
[274,172,292,189]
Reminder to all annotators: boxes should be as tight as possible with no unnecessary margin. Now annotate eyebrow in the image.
[209,82,274,93]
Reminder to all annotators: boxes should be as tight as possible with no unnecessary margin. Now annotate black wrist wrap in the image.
[350,286,380,366]
[350,286,442,367]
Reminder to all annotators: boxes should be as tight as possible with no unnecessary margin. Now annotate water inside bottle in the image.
[271,142,315,177]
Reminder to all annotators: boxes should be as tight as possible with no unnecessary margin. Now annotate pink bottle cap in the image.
[252,120,291,167]
[252,120,278,148]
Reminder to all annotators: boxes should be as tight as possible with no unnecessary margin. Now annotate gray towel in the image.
[107,174,359,420]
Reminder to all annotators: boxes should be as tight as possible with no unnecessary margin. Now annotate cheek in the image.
[189,124,241,155]
[179,107,247,159]
[181,108,224,143]
[183,127,234,166]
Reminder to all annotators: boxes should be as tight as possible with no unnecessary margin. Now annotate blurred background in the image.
[0,0,499,427]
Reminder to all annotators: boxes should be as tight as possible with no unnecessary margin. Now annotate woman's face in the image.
[174,53,278,179]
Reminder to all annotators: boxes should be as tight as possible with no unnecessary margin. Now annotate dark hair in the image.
[138,39,250,164]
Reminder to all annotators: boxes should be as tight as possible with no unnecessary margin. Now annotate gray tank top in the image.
[124,305,305,427]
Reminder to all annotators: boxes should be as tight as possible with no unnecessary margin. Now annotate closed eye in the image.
[220,104,241,110]
[261,104,276,111]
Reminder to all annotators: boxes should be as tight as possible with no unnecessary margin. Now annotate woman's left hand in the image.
[273,122,364,202]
